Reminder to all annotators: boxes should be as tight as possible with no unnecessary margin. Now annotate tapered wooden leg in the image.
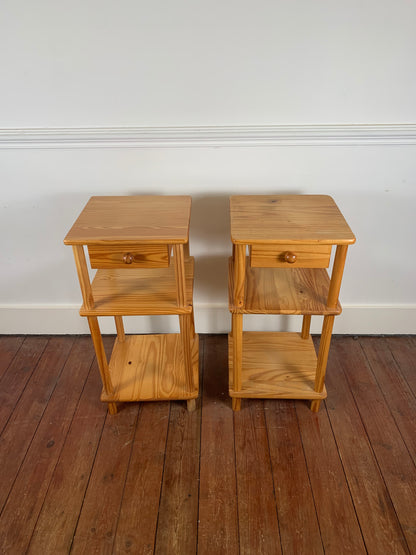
[232,398,241,411]
[301,315,311,339]
[87,316,117,414]
[311,315,335,412]
[179,313,194,398]
[114,316,125,342]
[232,313,243,411]
[190,308,196,339]
[187,399,196,412]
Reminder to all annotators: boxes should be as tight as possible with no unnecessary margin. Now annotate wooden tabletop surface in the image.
[64,196,192,245]
[230,195,355,244]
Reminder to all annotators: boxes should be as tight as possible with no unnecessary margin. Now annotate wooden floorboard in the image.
[0,334,415,554]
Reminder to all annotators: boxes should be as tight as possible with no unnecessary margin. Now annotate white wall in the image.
[1,1,415,334]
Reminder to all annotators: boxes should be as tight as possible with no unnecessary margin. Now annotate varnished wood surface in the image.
[64,195,191,245]
[79,258,194,316]
[230,195,356,244]
[88,243,170,269]
[228,332,327,400]
[101,334,199,402]
[229,258,341,314]
[250,242,331,268]
[0,334,415,554]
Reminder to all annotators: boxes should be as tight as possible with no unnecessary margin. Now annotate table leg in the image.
[311,315,335,412]
[88,316,117,415]
[114,316,125,342]
[232,313,243,411]
[301,315,311,339]
[179,313,195,408]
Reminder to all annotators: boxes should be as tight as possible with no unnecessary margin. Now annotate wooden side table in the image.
[228,195,355,411]
[64,196,198,414]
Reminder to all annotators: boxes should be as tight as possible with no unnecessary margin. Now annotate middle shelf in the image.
[80,257,194,316]
[228,257,341,315]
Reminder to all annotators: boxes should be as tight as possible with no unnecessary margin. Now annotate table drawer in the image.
[88,244,170,269]
[250,243,331,268]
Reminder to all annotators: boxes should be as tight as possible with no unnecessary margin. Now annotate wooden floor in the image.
[0,334,415,554]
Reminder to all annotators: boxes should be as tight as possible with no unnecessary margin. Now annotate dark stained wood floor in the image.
[0,334,415,554]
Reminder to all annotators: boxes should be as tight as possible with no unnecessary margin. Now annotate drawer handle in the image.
[123,253,134,264]
[284,251,297,264]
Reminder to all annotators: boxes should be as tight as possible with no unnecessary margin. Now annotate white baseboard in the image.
[0,304,415,335]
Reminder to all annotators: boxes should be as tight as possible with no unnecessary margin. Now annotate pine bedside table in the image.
[228,195,355,412]
[64,196,198,414]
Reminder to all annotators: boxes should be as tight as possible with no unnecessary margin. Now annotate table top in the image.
[230,195,355,245]
[64,196,192,245]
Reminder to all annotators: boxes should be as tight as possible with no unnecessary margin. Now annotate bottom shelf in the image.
[229,332,327,400]
[101,333,199,402]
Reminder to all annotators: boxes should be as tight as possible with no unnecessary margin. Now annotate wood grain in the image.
[230,195,355,245]
[229,332,326,400]
[359,336,416,465]
[27,340,110,554]
[0,337,89,554]
[80,258,194,316]
[155,401,201,554]
[326,337,409,554]
[64,195,191,245]
[0,337,73,513]
[0,336,24,381]
[101,334,199,402]
[113,402,170,554]
[265,400,323,554]
[229,258,341,315]
[250,243,331,268]
[88,243,170,269]
[295,400,366,553]
[0,336,48,434]
[234,400,282,554]
[336,337,416,552]
[198,336,239,554]
[70,404,140,554]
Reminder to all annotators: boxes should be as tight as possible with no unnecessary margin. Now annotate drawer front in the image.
[88,244,170,269]
[250,244,331,268]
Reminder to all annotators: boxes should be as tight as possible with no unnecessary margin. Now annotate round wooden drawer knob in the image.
[123,253,134,264]
[284,251,297,264]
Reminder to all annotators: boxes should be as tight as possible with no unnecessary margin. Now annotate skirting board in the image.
[0,304,415,335]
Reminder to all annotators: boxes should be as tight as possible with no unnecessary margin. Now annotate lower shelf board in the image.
[101,333,199,403]
[229,332,327,400]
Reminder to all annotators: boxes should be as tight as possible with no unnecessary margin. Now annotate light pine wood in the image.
[228,332,326,400]
[228,195,353,412]
[66,195,198,413]
[87,317,117,414]
[229,258,341,315]
[100,334,199,403]
[64,196,191,245]
[301,315,311,339]
[327,244,349,308]
[174,244,187,307]
[311,315,335,412]
[250,243,331,268]
[79,258,194,316]
[114,316,125,342]
[230,195,355,245]
[88,244,170,269]
[231,313,243,394]
[179,313,195,396]
[72,245,94,310]
[232,244,246,308]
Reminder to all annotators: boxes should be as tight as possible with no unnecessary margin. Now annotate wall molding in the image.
[1,124,416,149]
[1,304,415,335]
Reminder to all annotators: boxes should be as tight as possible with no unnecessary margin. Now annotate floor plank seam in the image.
[153,401,172,554]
